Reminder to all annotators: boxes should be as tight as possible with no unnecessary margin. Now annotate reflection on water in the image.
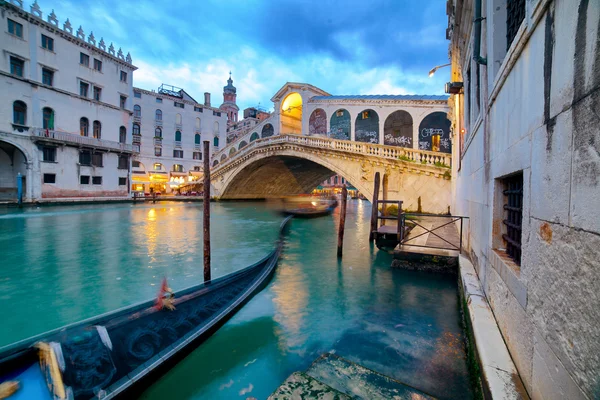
[0,201,471,399]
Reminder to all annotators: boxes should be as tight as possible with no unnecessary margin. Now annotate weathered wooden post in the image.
[396,200,403,245]
[203,141,211,282]
[369,172,380,242]
[337,185,348,258]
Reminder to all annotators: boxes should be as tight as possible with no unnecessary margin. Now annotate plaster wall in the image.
[453,0,600,398]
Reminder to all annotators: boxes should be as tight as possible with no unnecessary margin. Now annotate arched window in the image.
[220,154,227,161]
[134,105,141,118]
[238,140,248,150]
[80,117,89,136]
[155,109,162,120]
[212,160,219,167]
[213,121,219,134]
[93,121,101,139]
[42,107,54,130]
[176,113,182,125]
[250,132,259,142]
[329,109,350,140]
[213,136,219,147]
[229,147,236,156]
[155,127,162,138]
[132,123,140,135]
[119,126,126,143]
[355,109,379,143]
[195,133,201,144]
[261,123,274,138]
[418,112,451,153]
[384,110,413,147]
[195,117,201,130]
[175,130,182,142]
[13,101,26,125]
[309,108,327,135]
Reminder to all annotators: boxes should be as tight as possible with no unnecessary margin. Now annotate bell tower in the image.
[219,72,239,126]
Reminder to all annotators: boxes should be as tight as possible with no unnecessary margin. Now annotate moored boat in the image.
[0,216,292,400]
[282,199,338,219]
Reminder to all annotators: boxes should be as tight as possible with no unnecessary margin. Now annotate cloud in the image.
[38,0,451,110]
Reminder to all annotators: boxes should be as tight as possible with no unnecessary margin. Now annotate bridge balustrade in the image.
[211,134,451,172]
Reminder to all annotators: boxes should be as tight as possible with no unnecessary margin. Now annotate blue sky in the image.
[45,0,450,111]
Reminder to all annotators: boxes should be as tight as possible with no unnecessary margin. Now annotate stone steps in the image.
[269,353,436,400]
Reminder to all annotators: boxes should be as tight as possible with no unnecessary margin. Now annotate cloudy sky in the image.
[43,0,450,111]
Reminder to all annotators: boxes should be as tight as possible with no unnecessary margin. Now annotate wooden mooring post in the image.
[337,185,348,258]
[369,172,381,242]
[203,141,211,282]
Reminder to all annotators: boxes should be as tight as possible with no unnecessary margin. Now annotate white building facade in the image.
[448,0,600,398]
[0,0,226,200]
[0,0,136,200]
[130,86,227,194]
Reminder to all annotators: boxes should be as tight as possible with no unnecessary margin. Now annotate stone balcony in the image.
[31,128,138,153]
[154,137,163,146]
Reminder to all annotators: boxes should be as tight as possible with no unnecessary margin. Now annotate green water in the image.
[0,201,471,399]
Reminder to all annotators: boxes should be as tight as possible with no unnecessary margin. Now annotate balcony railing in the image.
[194,143,202,150]
[154,137,163,146]
[174,140,182,148]
[31,128,137,153]
[155,119,163,127]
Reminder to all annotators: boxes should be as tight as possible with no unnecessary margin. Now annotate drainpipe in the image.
[474,0,487,65]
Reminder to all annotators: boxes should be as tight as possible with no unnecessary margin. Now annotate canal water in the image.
[0,201,472,399]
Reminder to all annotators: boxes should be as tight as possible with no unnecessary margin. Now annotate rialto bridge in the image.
[208,83,456,214]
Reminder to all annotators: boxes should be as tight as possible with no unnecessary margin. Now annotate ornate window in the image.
[93,120,101,139]
[155,109,162,120]
[134,105,141,118]
[42,107,54,130]
[13,101,26,125]
[132,123,140,135]
[155,127,162,138]
[80,117,89,136]
[175,130,182,142]
[195,133,201,144]
[119,126,126,143]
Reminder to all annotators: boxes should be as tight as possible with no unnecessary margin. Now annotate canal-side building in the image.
[447,0,600,397]
[130,85,227,195]
[226,106,271,144]
[0,0,137,200]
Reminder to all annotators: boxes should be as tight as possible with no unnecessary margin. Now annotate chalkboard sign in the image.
[418,112,451,153]
[355,109,379,143]
[309,108,327,135]
[384,110,413,147]
[329,109,350,140]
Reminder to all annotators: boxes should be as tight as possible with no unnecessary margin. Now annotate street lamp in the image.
[428,63,451,77]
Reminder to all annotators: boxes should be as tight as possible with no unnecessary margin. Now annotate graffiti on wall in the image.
[384,110,413,147]
[418,112,451,153]
[355,110,379,143]
[309,108,327,135]
[329,109,350,140]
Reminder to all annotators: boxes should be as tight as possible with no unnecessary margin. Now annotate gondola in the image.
[0,216,293,400]
[282,199,338,219]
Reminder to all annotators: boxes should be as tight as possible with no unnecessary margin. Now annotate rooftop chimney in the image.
[204,92,211,107]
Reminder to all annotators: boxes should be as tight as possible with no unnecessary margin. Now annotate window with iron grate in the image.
[506,0,525,50]
[502,173,523,265]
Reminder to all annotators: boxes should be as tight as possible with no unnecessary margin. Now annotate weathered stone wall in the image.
[453,0,600,398]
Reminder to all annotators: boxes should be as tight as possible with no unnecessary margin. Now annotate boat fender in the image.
[95,326,113,351]
[35,342,68,399]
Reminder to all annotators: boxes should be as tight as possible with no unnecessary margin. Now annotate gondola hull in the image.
[282,200,338,219]
[0,216,292,399]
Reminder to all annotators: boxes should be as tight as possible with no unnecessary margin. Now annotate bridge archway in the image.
[330,109,351,140]
[0,140,28,201]
[309,108,327,135]
[419,112,451,153]
[218,152,370,200]
[250,132,259,142]
[261,123,274,138]
[280,92,302,134]
[355,109,379,143]
[384,110,413,147]
[238,140,248,150]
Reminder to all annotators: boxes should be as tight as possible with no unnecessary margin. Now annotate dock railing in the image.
[399,213,469,252]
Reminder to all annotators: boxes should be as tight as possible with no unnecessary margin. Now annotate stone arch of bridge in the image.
[217,150,373,200]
